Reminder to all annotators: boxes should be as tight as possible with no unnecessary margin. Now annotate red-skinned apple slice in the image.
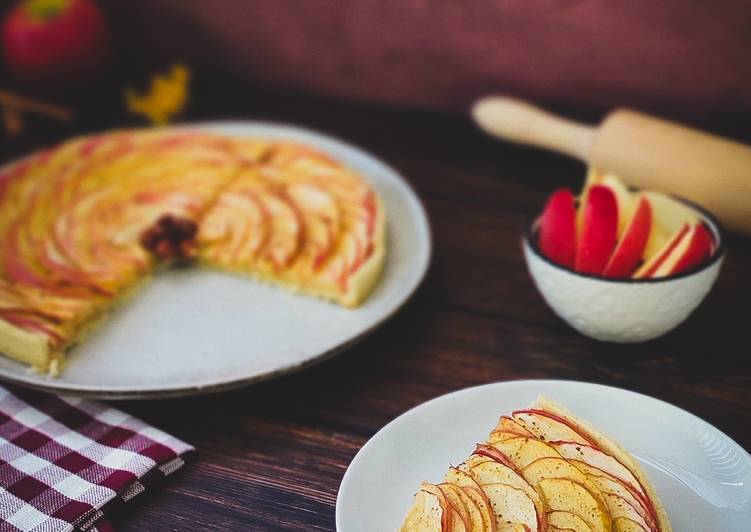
[634,223,690,278]
[644,191,698,234]
[438,484,471,531]
[539,189,577,268]
[325,191,375,291]
[258,190,303,270]
[602,196,653,278]
[441,483,485,531]
[567,458,656,529]
[511,410,592,446]
[577,167,599,237]
[489,429,536,443]
[474,443,519,470]
[58,187,154,277]
[599,173,636,238]
[460,457,545,531]
[582,468,655,529]
[639,191,699,266]
[463,458,521,485]
[0,310,63,343]
[6,282,93,323]
[287,183,340,271]
[361,189,378,240]
[401,485,447,531]
[0,306,55,320]
[465,459,541,507]
[550,442,647,500]
[486,437,562,469]
[420,482,454,531]
[445,466,485,491]
[38,239,113,295]
[53,189,141,280]
[575,185,618,275]
[651,223,713,277]
[445,468,497,532]
[198,193,244,259]
[310,182,379,292]
[34,191,130,291]
[459,454,493,471]
[346,193,377,275]
[462,486,496,532]
[520,457,589,486]
[231,191,270,263]
[4,220,97,302]
[199,188,270,264]
[448,506,467,531]
[495,416,535,437]
[601,492,653,531]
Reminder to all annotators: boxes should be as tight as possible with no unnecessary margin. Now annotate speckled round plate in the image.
[337,380,751,532]
[0,122,431,399]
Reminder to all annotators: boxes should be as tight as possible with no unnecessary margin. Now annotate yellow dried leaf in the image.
[125,64,190,125]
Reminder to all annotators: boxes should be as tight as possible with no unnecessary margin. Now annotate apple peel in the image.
[575,185,618,275]
[539,188,577,269]
[602,195,652,278]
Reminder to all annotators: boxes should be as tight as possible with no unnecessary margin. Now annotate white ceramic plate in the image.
[336,380,751,531]
[0,122,431,399]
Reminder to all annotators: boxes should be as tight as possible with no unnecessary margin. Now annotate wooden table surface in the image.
[2,85,750,531]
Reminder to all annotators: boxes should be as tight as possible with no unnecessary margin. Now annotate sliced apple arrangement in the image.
[199,143,382,297]
[537,172,716,279]
[400,397,671,532]
[0,130,385,374]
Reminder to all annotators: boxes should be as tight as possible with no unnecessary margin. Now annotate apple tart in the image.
[0,129,385,374]
[401,396,671,532]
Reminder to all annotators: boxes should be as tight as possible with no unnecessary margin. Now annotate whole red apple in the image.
[2,0,110,90]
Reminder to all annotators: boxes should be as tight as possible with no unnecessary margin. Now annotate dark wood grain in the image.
[1,83,750,531]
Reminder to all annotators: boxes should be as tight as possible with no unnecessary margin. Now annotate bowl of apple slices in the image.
[523,171,724,342]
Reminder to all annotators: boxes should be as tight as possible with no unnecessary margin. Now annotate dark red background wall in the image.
[101,0,751,120]
[1,0,750,125]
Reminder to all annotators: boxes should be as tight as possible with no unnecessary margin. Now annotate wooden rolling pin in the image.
[472,96,751,234]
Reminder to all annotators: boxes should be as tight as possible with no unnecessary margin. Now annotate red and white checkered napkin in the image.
[0,386,194,532]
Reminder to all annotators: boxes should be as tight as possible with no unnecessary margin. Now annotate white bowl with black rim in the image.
[522,200,725,342]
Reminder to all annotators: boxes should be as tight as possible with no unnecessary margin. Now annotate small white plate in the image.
[336,380,751,531]
[0,122,431,398]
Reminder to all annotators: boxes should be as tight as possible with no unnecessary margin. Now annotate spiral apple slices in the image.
[267,143,385,303]
[198,153,385,307]
[12,132,239,292]
[0,131,251,373]
[400,397,671,532]
[0,142,112,335]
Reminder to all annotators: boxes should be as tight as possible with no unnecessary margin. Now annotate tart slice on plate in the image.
[400,396,671,532]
